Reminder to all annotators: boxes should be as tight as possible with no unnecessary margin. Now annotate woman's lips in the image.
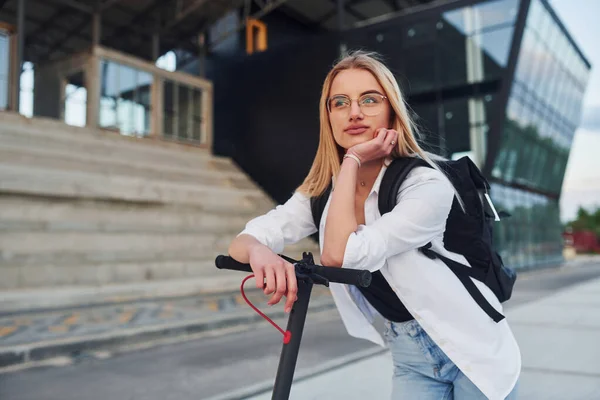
[345,127,369,135]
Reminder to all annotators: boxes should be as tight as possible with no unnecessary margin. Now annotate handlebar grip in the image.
[215,255,252,273]
[311,265,372,287]
[214,255,371,288]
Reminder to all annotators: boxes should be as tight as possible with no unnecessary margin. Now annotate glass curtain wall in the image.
[490,0,591,268]
[398,0,520,161]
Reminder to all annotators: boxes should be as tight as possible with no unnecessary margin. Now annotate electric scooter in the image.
[215,252,372,400]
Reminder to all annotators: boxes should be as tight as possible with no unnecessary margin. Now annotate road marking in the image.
[118,311,134,324]
[0,326,17,337]
[63,313,80,326]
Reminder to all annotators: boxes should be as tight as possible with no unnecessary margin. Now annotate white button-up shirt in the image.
[239,161,521,400]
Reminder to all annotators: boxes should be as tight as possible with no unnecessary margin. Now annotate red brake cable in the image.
[240,274,292,344]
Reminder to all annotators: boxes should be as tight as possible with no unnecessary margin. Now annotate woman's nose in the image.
[349,100,363,119]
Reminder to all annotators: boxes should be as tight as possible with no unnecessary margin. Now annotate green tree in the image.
[566,206,600,238]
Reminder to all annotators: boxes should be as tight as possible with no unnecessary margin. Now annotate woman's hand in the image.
[347,128,398,164]
[248,244,298,313]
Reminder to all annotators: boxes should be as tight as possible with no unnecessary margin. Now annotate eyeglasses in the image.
[327,93,388,116]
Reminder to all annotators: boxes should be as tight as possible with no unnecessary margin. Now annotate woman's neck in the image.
[356,157,385,192]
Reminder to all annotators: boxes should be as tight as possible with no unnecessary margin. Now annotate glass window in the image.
[443,0,519,35]
[473,0,520,30]
[443,97,470,154]
[535,5,552,41]
[530,41,551,99]
[515,29,536,84]
[191,89,203,142]
[136,71,152,135]
[177,85,189,141]
[163,80,175,138]
[411,102,441,153]
[403,20,436,47]
[506,97,521,124]
[100,60,152,136]
[64,74,87,128]
[116,65,136,135]
[527,0,543,30]
[475,26,514,70]
[437,22,468,87]
[162,79,205,144]
[404,47,436,93]
[540,58,558,101]
[439,45,467,87]
[0,30,9,110]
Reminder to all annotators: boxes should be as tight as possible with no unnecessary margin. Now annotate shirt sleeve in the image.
[342,167,455,272]
[238,191,318,254]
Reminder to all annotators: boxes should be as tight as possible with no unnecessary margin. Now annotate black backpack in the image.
[310,156,517,323]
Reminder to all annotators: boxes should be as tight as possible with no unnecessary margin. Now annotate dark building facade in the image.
[205,0,590,270]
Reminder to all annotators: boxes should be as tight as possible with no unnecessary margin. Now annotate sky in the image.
[550,0,600,221]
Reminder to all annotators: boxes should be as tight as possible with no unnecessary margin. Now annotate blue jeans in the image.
[384,319,519,399]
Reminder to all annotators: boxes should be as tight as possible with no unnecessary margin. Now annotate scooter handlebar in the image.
[215,255,371,288]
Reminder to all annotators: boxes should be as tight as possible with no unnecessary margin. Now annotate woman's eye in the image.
[361,96,378,104]
[333,98,349,107]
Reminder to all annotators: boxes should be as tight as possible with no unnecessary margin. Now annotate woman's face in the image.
[327,68,392,151]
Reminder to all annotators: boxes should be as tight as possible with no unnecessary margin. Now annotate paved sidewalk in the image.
[0,281,332,368]
[248,272,600,400]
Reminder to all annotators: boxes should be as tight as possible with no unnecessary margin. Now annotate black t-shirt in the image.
[357,270,414,322]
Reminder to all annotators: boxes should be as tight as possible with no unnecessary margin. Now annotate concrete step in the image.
[0,131,242,178]
[0,144,256,190]
[0,165,271,213]
[0,272,253,314]
[0,112,234,170]
[0,238,320,289]
[0,258,217,289]
[0,231,236,255]
[0,196,258,234]
[0,233,318,264]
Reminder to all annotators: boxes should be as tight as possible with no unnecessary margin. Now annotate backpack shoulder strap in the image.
[378,157,430,215]
[310,184,333,233]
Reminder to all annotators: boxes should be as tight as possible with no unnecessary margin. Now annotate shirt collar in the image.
[371,156,393,196]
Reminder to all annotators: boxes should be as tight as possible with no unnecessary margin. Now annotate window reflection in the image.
[438,0,517,89]
[162,79,204,144]
[494,0,589,199]
[0,30,9,110]
[491,183,564,268]
[443,0,519,35]
[99,60,152,137]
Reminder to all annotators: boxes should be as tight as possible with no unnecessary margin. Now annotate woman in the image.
[228,50,521,399]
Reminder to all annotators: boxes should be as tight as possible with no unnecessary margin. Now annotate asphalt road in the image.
[1,259,599,400]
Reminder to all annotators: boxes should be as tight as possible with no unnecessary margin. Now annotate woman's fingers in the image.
[268,263,288,306]
[263,266,276,295]
[254,268,265,290]
[283,264,298,313]
[384,129,398,150]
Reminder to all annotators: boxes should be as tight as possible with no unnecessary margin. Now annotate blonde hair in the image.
[297,50,443,197]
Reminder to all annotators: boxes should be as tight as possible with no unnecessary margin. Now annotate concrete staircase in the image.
[0,112,319,312]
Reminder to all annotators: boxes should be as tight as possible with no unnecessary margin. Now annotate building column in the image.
[13,0,25,112]
[464,6,487,168]
[92,13,101,46]
[197,32,206,77]
[152,33,160,60]
[152,11,160,60]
